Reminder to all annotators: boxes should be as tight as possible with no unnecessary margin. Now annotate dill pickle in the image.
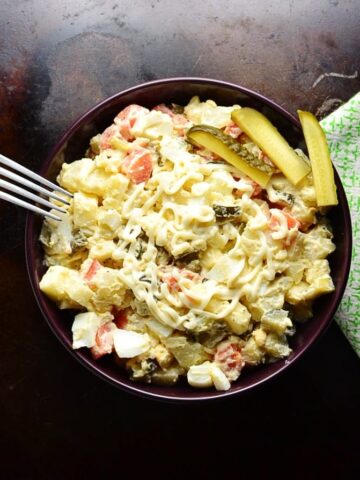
[186,125,272,187]
[232,108,311,185]
[298,110,338,206]
[188,125,274,174]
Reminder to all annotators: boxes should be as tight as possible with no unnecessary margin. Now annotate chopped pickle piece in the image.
[212,205,241,218]
[164,336,210,369]
[152,368,181,385]
[231,108,311,185]
[261,309,293,335]
[186,125,271,187]
[298,110,338,207]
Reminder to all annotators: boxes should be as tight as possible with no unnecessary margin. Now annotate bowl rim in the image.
[25,77,353,403]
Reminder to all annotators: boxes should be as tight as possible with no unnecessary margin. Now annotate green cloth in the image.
[320,93,360,356]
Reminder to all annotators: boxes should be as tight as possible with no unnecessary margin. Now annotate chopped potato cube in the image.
[302,235,335,260]
[102,174,129,208]
[305,259,331,284]
[242,337,264,365]
[90,267,127,311]
[224,302,251,334]
[252,328,267,347]
[89,239,116,261]
[286,282,312,304]
[39,265,93,309]
[285,260,309,284]
[97,208,122,231]
[95,150,124,173]
[73,192,98,230]
[150,344,173,369]
[286,259,334,304]
[58,158,94,193]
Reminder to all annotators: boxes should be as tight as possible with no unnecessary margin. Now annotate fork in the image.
[0,153,73,221]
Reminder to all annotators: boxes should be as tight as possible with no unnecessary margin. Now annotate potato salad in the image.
[39,97,336,391]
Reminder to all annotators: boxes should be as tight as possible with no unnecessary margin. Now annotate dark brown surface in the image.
[0,1,359,478]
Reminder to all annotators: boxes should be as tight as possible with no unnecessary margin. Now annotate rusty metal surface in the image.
[0,1,359,477]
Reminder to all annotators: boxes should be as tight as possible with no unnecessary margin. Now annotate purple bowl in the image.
[25,77,352,402]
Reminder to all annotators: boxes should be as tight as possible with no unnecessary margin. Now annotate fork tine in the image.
[0,166,71,205]
[0,178,67,214]
[0,190,61,221]
[0,153,73,198]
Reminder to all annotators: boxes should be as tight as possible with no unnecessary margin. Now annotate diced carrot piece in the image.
[234,179,262,198]
[250,180,262,197]
[100,125,119,150]
[121,147,153,184]
[268,210,300,231]
[115,104,148,141]
[283,211,300,229]
[91,322,115,359]
[224,122,242,139]
[163,269,201,293]
[115,104,147,124]
[180,269,201,282]
[113,309,128,329]
[163,276,181,293]
[214,341,244,380]
[268,213,280,230]
[153,104,174,116]
[84,259,101,282]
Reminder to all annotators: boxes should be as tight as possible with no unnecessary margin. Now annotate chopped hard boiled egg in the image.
[131,110,173,139]
[187,362,231,391]
[187,362,213,388]
[72,311,111,349]
[113,329,151,358]
[211,364,231,391]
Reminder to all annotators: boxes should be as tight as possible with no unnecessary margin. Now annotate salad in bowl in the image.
[38,93,338,392]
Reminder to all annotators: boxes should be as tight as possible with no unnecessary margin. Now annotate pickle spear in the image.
[298,110,338,206]
[232,108,311,185]
[186,125,271,187]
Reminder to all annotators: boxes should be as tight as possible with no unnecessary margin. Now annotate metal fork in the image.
[0,153,73,221]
